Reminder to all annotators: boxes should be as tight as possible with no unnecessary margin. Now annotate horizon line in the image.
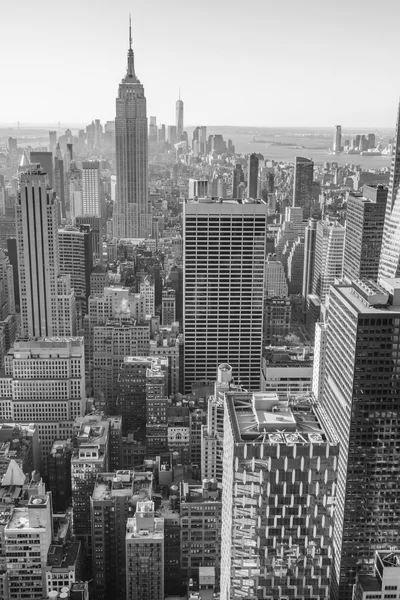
[0,122,395,131]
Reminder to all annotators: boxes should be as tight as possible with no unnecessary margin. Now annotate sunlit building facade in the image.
[221,390,338,600]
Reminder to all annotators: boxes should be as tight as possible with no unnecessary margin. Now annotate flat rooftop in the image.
[92,471,152,502]
[225,391,336,445]
[47,542,80,569]
[127,517,164,540]
[7,507,31,530]
[336,279,400,315]
[357,574,381,592]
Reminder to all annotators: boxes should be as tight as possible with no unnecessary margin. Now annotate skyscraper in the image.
[378,101,400,279]
[343,185,387,281]
[264,254,288,298]
[58,224,93,316]
[175,94,183,141]
[167,125,177,145]
[82,160,102,217]
[312,219,345,304]
[247,153,259,198]
[54,144,65,221]
[333,124,342,153]
[293,156,314,218]
[49,130,57,154]
[320,279,400,600]
[232,164,244,198]
[220,389,338,600]
[0,250,15,319]
[149,116,157,142]
[30,151,54,187]
[118,356,152,435]
[302,217,317,315]
[113,20,151,239]
[184,198,267,392]
[17,164,76,337]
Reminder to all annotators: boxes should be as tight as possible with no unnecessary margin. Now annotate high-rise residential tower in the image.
[176,94,183,141]
[82,160,102,217]
[113,20,151,239]
[320,279,400,600]
[378,101,400,280]
[17,164,76,337]
[293,156,314,219]
[247,153,259,198]
[333,125,342,153]
[344,185,387,281]
[184,198,267,392]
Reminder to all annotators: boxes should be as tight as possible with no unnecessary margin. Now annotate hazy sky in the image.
[1,0,399,127]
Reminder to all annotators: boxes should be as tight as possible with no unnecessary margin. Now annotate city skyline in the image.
[1,0,399,127]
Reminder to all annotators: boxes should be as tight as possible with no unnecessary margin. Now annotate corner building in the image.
[221,390,338,600]
[320,279,400,600]
[184,198,267,392]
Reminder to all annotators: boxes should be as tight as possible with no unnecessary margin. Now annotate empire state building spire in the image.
[125,15,137,82]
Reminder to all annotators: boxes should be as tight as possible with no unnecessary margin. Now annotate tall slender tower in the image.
[176,92,184,141]
[17,163,76,337]
[82,160,101,217]
[247,153,259,198]
[113,19,150,239]
[302,217,317,315]
[293,156,314,218]
[333,125,342,153]
[378,100,400,279]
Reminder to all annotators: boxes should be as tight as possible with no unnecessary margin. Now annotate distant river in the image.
[205,128,393,170]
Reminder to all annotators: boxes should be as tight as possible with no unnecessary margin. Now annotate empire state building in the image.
[113,21,151,239]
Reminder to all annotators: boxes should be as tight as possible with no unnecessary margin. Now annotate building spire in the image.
[126,14,136,80]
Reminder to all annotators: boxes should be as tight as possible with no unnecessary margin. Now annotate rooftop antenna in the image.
[129,14,132,50]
